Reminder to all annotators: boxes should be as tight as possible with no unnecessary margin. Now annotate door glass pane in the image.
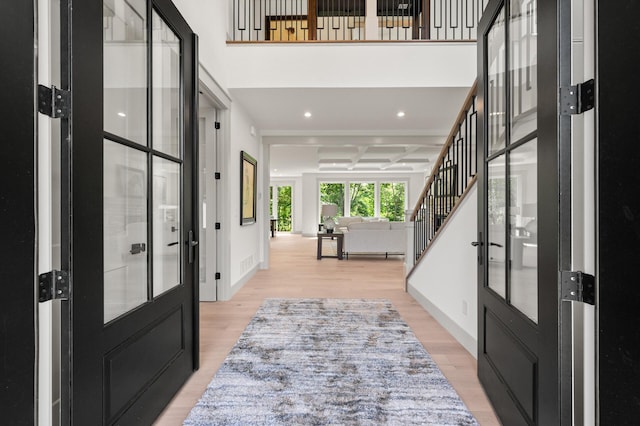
[350,182,374,217]
[104,141,148,323]
[199,117,206,283]
[152,10,181,158]
[153,157,181,297]
[103,0,147,145]
[487,8,506,156]
[487,155,507,298]
[509,0,538,142]
[509,140,538,322]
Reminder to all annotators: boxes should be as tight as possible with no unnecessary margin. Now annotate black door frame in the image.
[60,0,199,423]
[476,0,569,423]
[0,1,37,424]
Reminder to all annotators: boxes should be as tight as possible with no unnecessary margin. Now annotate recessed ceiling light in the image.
[273,169,278,172]
[397,111,405,118]
[304,112,312,118]
[117,112,127,117]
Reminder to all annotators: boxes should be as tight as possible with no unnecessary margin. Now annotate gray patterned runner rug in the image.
[184,298,478,425]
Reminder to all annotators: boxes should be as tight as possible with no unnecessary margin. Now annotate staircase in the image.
[409,80,478,268]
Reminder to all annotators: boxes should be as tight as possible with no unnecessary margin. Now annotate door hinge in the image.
[215,272,221,280]
[215,222,221,230]
[38,270,69,302]
[561,271,595,305]
[214,122,221,130]
[214,172,221,180]
[560,79,595,115]
[37,84,70,119]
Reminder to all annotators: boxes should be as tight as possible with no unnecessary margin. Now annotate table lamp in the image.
[321,204,338,233]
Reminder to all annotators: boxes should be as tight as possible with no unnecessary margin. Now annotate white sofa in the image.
[343,221,405,257]
[333,216,388,232]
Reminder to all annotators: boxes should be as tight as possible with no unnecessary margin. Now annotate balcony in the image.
[231,0,488,42]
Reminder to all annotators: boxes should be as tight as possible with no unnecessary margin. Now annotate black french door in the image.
[62,0,198,424]
[476,0,567,424]
[597,1,640,422]
[1,1,36,424]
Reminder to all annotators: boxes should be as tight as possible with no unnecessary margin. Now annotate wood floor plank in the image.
[154,233,500,425]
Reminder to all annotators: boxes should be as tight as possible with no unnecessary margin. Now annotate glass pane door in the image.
[103,1,183,322]
[484,0,538,322]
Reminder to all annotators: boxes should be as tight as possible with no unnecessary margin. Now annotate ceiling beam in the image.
[380,146,423,170]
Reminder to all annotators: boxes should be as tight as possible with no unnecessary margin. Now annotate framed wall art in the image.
[240,150,257,225]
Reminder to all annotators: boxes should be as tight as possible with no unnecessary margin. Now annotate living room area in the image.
[270,177,419,260]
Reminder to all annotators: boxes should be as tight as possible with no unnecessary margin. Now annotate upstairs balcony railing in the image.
[410,80,478,265]
[231,0,488,42]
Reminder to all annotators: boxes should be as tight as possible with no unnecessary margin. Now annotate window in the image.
[277,186,292,231]
[319,180,408,220]
[380,182,406,221]
[349,182,374,217]
[319,183,345,220]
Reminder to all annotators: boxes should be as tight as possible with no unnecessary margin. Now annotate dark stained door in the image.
[597,1,640,422]
[61,0,199,424]
[0,1,36,424]
[476,0,566,424]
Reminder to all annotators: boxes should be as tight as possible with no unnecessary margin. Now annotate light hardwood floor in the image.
[155,233,500,425]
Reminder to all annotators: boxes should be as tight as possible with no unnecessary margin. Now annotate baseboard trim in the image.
[228,264,259,300]
[407,284,477,358]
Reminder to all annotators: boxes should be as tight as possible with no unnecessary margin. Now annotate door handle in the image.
[188,230,198,264]
[490,242,504,248]
[130,243,146,255]
[471,241,482,247]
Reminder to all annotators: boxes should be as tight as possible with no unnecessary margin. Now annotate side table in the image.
[317,232,343,260]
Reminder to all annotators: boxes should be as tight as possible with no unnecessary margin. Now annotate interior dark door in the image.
[0,1,36,424]
[476,0,564,424]
[61,0,198,424]
[597,1,640,422]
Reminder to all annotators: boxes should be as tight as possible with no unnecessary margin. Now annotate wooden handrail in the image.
[410,80,478,221]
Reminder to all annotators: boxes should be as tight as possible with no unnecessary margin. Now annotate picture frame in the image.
[240,150,257,225]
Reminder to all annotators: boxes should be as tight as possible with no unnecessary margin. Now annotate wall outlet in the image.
[462,300,468,316]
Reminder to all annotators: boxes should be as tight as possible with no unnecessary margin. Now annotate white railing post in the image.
[365,0,378,40]
[405,209,415,276]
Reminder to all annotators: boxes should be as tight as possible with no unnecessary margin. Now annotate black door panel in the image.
[62,0,198,423]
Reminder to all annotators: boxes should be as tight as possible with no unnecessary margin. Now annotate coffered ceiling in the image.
[228,86,472,176]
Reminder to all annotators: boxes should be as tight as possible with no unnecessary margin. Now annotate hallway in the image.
[155,233,500,425]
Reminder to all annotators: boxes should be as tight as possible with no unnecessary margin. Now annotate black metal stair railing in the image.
[230,0,488,42]
[410,80,478,265]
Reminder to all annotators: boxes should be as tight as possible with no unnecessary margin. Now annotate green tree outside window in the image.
[319,183,345,220]
[380,182,406,221]
[277,186,292,231]
[349,183,374,217]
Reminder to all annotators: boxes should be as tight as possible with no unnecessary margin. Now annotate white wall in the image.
[226,42,476,89]
[228,101,263,294]
[172,0,230,89]
[407,185,478,357]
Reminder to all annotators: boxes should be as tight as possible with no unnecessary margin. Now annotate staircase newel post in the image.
[405,209,415,277]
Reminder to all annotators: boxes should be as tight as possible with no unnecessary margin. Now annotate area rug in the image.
[184,298,478,425]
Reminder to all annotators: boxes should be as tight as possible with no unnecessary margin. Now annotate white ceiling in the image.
[227,86,472,176]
